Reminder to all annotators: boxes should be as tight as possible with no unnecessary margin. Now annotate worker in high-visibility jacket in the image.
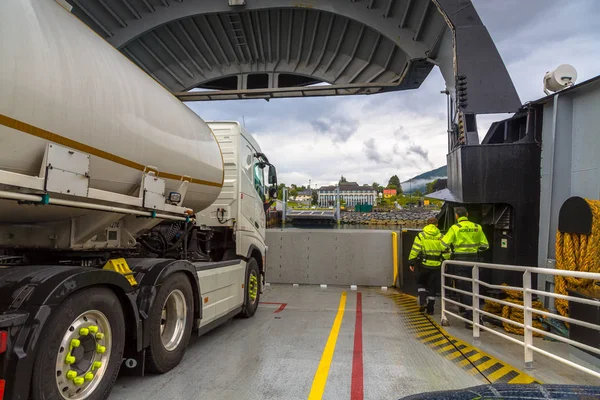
[408,217,448,315]
[441,206,489,328]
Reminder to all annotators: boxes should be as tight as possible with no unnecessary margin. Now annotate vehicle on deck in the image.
[0,2,277,399]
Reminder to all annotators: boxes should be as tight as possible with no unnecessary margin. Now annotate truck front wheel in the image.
[146,272,194,373]
[31,287,125,400]
[240,258,260,318]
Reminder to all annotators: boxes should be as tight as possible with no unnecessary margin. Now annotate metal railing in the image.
[440,260,600,379]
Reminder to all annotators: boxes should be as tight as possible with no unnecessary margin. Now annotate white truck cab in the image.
[197,121,277,272]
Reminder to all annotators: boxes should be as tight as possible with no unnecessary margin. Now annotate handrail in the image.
[440,260,600,379]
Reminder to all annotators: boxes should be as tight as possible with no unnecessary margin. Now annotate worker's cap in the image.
[426,217,438,225]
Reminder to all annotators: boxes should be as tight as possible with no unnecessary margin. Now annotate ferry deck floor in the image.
[109,284,599,400]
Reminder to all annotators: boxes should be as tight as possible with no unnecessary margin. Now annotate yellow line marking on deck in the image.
[308,291,347,400]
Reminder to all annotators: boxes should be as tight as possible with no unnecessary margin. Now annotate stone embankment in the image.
[341,209,439,228]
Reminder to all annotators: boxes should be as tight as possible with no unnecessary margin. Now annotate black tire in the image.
[146,272,194,373]
[31,287,125,400]
[240,258,260,318]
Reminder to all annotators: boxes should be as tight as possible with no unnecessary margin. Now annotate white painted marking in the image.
[350,285,357,291]
[320,284,327,289]
[265,282,271,286]
[381,286,388,290]
[293,283,299,287]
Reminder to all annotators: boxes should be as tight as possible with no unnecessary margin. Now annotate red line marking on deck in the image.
[351,292,363,400]
[259,302,287,313]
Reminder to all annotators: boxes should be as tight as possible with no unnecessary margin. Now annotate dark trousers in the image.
[417,266,441,312]
[448,254,480,319]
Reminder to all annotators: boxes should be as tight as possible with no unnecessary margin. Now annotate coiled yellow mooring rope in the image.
[484,285,547,337]
[554,199,600,319]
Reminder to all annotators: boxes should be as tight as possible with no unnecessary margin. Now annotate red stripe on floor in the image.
[259,302,287,313]
[351,292,363,400]
[274,303,287,313]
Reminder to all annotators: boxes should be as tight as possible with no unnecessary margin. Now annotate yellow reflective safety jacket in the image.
[441,216,489,254]
[408,224,449,268]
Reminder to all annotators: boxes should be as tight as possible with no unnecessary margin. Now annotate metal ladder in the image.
[226,13,250,62]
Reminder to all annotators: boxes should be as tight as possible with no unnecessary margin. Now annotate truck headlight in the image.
[168,192,182,205]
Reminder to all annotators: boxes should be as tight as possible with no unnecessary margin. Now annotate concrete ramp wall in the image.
[265,229,400,286]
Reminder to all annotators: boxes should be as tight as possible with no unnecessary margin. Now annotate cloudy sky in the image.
[187,0,600,189]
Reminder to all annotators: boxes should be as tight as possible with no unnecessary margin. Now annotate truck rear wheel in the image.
[240,258,260,318]
[146,272,194,373]
[31,287,125,400]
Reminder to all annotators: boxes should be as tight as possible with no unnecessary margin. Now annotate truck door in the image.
[239,143,266,242]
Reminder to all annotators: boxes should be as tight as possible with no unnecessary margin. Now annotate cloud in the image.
[393,126,409,141]
[407,145,428,161]
[364,138,391,164]
[407,144,433,167]
[310,116,359,143]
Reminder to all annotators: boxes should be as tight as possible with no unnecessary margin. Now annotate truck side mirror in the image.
[268,165,277,185]
[269,186,277,199]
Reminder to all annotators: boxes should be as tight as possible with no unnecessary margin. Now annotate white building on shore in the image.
[317,182,377,208]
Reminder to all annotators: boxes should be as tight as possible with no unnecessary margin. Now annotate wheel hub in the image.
[55,311,111,399]
[249,272,258,304]
[160,289,187,351]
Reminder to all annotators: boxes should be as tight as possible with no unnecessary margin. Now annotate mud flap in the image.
[120,349,146,377]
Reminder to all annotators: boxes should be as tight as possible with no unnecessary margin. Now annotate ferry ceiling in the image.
[66,0,521,142]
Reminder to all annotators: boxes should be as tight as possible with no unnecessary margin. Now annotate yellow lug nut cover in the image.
[95,332,104,340]
[84,372,94,381]
[93,361,102,369]
[65,355,76,364]
[74,377,85,386]
[66,370,77,380]
[88,326,99,334]
[70,339,81,348]
[79,327,90,336]
[96,344,106,354]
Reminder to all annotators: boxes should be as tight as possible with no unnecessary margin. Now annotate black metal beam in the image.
[176,21,213,70]
[304,11,321,67]
[122,48,168,88]
[71,0,113,37]
[334,24,365,81]
[151,31,193,78]
[266,11,272,63]
[311,13,335,74]
[120,0,141,20]
[366,44,396,82]
[349,33,381,83]
[244,13,260,62]
[399,0,413,28]
[164,25,204,75]
[384,0,394,18]
[286,9,294,64]
[254,12,266,63]
[204,15,234,65]
[294,10,308,71]
[140,0,155,13]
[414,1,430,41]
[323,18,349,73]
[138,39,185,86]
[98,0,127,27]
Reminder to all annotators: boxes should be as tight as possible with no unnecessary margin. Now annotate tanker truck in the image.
[0,1,277,399]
